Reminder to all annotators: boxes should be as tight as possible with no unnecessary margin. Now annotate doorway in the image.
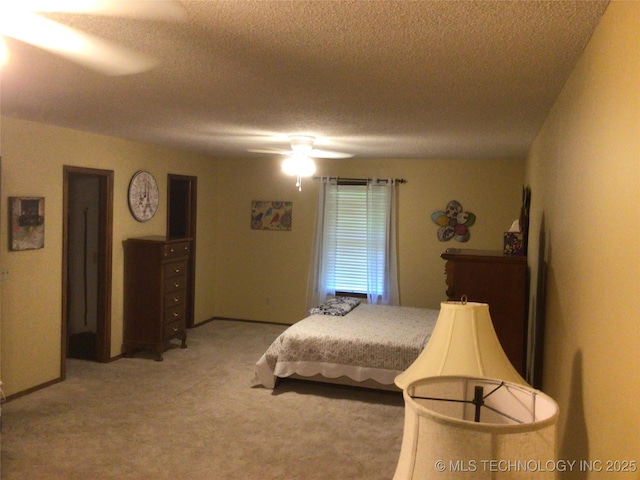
[167,174,197,328]
[62,166,113,376]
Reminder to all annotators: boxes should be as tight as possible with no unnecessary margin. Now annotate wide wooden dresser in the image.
[441,248,528,377]
[123,236,190,360]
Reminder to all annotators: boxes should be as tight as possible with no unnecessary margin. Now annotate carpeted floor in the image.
[1,319,405,480]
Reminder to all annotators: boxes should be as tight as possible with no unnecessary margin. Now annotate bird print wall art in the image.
[251,201,293,231]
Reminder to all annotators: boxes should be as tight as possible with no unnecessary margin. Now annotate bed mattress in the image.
[254,304,439,389]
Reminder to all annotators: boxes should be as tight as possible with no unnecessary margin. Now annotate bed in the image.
[254,299,439,390]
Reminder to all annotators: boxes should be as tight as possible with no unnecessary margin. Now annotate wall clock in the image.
[128,170,159,222]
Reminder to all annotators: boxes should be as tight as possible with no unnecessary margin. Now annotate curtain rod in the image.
[312,176,407,185]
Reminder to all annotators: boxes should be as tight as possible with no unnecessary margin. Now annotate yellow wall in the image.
[526,0,639,469]
[0,117,220,396]
[0,116,525,397]
[213,156,525,322]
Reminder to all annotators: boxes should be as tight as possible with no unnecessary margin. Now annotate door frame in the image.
[62,166,114,375]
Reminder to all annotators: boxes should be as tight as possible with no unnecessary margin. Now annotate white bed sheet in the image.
[254,304,439,389]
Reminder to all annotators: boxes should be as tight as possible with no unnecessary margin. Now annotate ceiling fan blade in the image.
[248,148,354,159]
[1,10,158,75]
[24,0,187,21]
[309,149,354,159]
[247,148,291,155]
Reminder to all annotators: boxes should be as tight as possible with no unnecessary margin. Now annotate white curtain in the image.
[366,178,399,305]
[306,177,399,309]
[307,177,338,309]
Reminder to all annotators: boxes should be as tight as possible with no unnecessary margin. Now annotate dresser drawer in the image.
[164,304,185,324]
[164,319,185,340]
[164,289,185,308]
[163,241,191,259]
[163,260,187,279]
[164,275,186,294]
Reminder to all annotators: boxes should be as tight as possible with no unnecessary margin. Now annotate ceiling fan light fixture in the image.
[289,135,315,153]
[282,153,316,176]
[282,153,316,191]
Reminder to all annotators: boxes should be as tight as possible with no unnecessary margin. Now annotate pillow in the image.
[308,296,361,316]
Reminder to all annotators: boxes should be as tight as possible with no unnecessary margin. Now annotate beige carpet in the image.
[1,319,405,480]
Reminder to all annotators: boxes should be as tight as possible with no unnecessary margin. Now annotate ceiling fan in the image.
[249,135,354,160]
[0,0,186,76]
[249,135,354,191]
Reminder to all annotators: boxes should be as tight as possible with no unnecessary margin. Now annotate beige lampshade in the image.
[393,376,559,480]
[395,301,527,390]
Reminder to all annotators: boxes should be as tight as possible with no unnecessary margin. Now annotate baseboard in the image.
[3,376,64,403]
[204,316,292,327]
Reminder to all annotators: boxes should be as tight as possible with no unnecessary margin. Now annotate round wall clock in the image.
[128,170,159,222]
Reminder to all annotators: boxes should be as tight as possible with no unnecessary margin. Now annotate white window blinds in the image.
[328,184,388,295]
[330,185,367,293]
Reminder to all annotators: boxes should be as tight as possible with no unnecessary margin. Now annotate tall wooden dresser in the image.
[441,248,528,376]
[123,236,191,360]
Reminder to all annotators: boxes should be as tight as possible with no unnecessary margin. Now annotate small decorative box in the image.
[503,232,524,255]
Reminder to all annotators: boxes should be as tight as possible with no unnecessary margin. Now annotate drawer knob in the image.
[173,312,179,317]
[173,297,179,303]
[174,282,180,288]
[173,325,179,332]
[174,268,181,273]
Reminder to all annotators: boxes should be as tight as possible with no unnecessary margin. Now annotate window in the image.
[329,185,385,295]
[307,178,399,307]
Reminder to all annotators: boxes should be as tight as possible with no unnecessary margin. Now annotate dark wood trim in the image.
[96,169,114,362]
[207,316,293,327]
[208,316,264,323]
[4,377,64,403]
[62,166,114,378]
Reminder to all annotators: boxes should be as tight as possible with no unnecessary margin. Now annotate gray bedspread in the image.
[254,304,439,388]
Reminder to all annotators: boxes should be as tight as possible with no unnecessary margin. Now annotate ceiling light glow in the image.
[0,36,8,67]
[282,153,316,191]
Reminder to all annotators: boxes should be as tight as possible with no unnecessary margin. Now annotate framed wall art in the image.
[251,201,292,231]
[10,197,45,251]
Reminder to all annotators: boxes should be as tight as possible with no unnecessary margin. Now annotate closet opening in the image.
[62,166,113,376]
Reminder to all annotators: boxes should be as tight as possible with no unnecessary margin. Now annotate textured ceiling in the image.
[0,1,609,160]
